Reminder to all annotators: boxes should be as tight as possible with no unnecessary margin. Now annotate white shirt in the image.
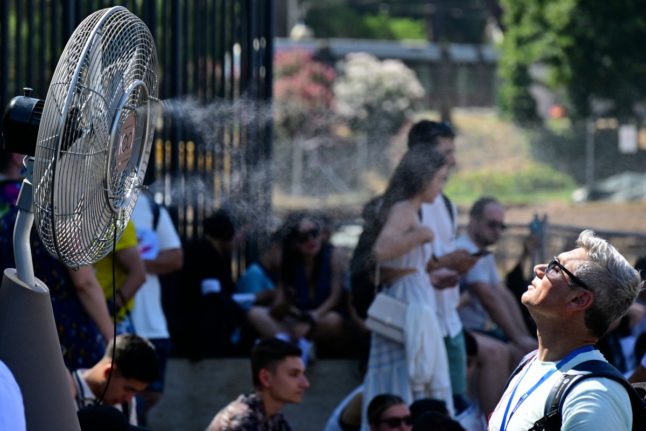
[422,195,462,338]
[0,360,25,431]
[130,195,182,339]
[455,233,501,332]
[488,349,631,431]
[73,369,138,425]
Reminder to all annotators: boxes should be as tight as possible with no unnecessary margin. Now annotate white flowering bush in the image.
[334,53,425,137]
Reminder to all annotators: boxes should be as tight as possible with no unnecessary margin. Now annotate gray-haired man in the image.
[489,230,642,430]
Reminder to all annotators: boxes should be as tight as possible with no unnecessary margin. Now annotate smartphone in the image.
[472,249,491,257]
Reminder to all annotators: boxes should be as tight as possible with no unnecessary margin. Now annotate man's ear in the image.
[258,368,271,389]
[101,362,115,380]
[570,289,594,310]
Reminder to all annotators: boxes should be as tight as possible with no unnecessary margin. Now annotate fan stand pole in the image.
[13,173,35,286]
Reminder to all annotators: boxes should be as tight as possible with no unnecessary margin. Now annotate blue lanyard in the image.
[499,345,595,431]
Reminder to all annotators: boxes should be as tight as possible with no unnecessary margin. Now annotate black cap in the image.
[77,405,148,431]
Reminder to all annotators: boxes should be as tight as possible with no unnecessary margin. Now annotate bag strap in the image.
[442,193,454,224]
[374,261,381,293]
[504,350,537,391]
[532,360,643,431]
[144,189,161,230]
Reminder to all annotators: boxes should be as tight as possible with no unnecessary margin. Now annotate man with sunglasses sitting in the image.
[456,196,537,417]
[488,230,642,430]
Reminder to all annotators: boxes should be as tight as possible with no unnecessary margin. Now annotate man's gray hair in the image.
[575,229,643,338]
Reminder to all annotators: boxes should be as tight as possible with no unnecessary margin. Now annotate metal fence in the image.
[495,221,646,277]
[1,0,274,244]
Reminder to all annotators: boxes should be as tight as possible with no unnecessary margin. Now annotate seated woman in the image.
[247,212,346,356]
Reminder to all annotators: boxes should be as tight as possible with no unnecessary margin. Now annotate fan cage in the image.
[33,6,158,268]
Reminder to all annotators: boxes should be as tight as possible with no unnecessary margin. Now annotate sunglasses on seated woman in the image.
[378,415,413,428]
[296,227,320,242]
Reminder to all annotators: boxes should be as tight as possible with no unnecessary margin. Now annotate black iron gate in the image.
[1,0,274,242]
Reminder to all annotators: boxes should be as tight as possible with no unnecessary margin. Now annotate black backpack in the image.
[523,359,646,431]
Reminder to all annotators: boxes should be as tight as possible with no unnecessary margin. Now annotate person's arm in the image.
[143,248,183,275]
[427,249,478,274]
[468,280,535,350]
[629,364,646,383]
[312,247,345,319]
[144,207,183,275]
[114,246,146,302]
[429,267,460,289]
[374,204,433,262]
[68,266,114,342]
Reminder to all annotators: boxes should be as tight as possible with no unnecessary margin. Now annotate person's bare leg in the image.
[314,311,344,342]
[472,332,511,416]
[247,306,282,338]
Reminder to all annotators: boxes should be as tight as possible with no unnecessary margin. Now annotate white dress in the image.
[361,232,453,429]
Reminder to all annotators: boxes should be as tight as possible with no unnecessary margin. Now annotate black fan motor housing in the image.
[1,94,44,156]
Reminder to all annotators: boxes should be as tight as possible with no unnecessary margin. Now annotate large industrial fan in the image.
[0,6,158,430]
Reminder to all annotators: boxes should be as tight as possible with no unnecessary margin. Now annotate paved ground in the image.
[503,201,646,233]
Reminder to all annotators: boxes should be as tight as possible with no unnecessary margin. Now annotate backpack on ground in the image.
[529,360,646,431]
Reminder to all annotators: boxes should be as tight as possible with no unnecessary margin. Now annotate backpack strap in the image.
[532,360,644,431]
[441,193,454,224]
[504,350,537,391]
[144,190,161,230]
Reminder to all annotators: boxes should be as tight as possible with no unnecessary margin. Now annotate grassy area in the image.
[425,108,577,206]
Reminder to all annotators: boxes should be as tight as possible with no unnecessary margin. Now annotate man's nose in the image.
[534,262,547,277]
[301,375,310,388]
[120,393,135,404]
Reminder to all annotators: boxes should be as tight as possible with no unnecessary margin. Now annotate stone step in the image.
[148,358,363,431]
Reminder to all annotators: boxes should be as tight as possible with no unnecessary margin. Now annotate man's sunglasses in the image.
[546,256,590,290]
[486,220,507,231]
[426,121,455,141]
[378,415,413,428]
[296,227,320,243]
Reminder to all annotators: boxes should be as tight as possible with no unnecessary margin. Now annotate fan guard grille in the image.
[33,6,158,268]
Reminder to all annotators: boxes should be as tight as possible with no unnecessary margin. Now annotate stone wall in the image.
[148,358,363,431]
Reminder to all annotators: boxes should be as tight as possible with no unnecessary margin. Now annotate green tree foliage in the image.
[304,3,427,40]
[499,0,646,122]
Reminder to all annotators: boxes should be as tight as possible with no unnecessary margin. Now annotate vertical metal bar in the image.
[15,0,23,95]
[193,0,200,100]
[50,0,58,73]
[240,0,251,95]
[171,0,183,234]
[38,0,47,95]
[228,0,235,101]
[182,0,189,94]
[145,0,156,42]
[62,0,74,46]
[262,0,275,216]
[160,0,168,99]
[26,0,34,88]
[171,0,182,96]
[585,119,595,195]
[211,0,218,99]
[0,0,9,108]
[220,0,227,99]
